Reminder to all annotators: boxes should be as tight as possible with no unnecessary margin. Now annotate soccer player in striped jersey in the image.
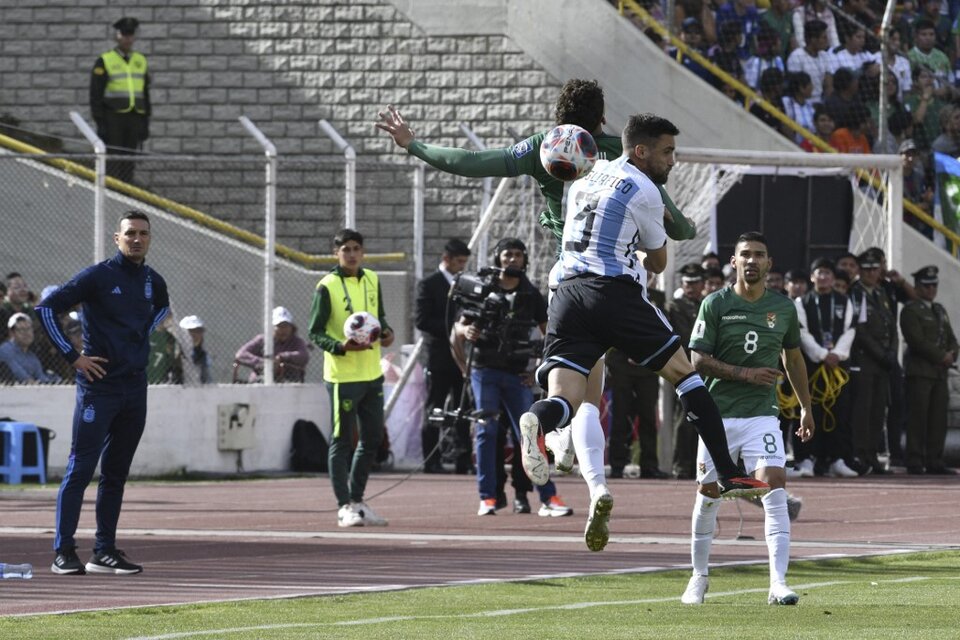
[376,80,698,480]
[516,114,770,552]
[680,231,814,606]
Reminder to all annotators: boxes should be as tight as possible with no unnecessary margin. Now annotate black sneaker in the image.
[85,548,143,575]
[51,547,86,575]
[513,497,531,514]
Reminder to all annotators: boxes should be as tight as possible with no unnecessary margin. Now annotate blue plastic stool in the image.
[0,422,47,484]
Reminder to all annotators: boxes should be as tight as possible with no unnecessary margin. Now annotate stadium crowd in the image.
[632,0,960,236]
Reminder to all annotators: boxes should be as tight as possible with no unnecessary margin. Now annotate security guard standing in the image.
[848,248,899,474]
[90,17,150,183]
[667,262,704,478]
[899,266,958,475]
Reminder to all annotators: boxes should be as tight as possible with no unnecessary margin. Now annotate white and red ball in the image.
[343,311,381,346]
[539,124,598,181]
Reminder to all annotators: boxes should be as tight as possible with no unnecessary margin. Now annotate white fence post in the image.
[69,111,107,263]
[239,115,277,386]
[318,119,356,229]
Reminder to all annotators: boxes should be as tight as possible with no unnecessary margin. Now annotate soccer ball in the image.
[539,124,598,181]
[343,311,381,345]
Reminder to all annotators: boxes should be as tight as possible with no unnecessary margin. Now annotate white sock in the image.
[691,492,721,576]
[762,488,791,585]
[571,403,605,495]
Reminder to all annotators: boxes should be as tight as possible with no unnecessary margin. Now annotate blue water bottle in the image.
[0,563,34,579]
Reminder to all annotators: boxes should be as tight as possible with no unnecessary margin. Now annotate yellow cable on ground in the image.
[776,378,801,420]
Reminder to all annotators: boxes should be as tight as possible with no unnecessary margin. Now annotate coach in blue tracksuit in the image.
[37,210,169,576]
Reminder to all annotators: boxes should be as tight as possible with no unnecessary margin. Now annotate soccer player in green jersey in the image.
[377,79,719,481]
[681,232,815,606]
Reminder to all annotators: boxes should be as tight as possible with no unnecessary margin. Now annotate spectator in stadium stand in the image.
[793,258,861,478]
[829,102,872,153]
[674,0,717,46]
[701,251,722,270]
[833,269,851,296]
[750,68,792,138]
[715,0,761,59]
[236,306,310,383]
[829,27,880,77]
[672,18,714,85]
[835,252,859,280]
[908,21,953,96]
[800,103,836,151]
[785,269,809,299]
[793,0,840,50]
[783,71,817,144]
[703,266,726,297]
[0,272,59,375]
[905,64,946,151]
[836,0,879,43]
[847,248,898,474]
[788,20,834,102]
[178,315,213,385]
[931,104,960,155]
[744,26,785,90]
[895,0,921,49]
[710,20,748,98]
[900,139,935,234]
[765,267,787,295]
[882,28,913,102]
[871,87,912,154]
[900,265,959,475]
[761,0,797,59]
[914,0,952,52]
[823,68,862,126]
[0,313,61,384]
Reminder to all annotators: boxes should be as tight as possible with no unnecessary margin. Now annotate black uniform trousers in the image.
[98,112,145,183]
[905,375,949,469]
[606,352,660,473]
[850,367,889,468]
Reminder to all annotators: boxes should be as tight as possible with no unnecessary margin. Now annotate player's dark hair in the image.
[333,228,364,248]
[622,113,680,149]
[735,231,768,248]
[804,19,828,41]
[554,79,605,132]
[443,238,470,258]
[119,210,150,228]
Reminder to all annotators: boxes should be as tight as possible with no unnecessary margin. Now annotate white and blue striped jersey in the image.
[556,155,666,286]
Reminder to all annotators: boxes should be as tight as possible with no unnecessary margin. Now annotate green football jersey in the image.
[689,286,800,418]
[506,131,623,239]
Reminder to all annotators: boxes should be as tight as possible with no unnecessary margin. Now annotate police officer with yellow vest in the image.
[90,17,151,183]
[309,229,395,528]
[899,266,959,475]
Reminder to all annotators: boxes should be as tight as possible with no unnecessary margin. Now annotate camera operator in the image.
[453,238,571,517]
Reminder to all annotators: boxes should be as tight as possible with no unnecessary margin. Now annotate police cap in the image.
[113,17,139,35]
[911,265,939,285]
[857,249,883,269]
[809,257,836,273]
[678,263,705,283]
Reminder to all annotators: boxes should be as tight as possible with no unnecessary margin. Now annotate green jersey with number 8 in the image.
[689,287,800,418]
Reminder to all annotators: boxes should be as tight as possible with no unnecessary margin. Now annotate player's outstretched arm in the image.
[658,185,697,241]
[377,104,511,178]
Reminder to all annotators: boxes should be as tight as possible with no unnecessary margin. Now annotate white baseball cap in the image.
[272,306,294,326]
[179,315,205,330]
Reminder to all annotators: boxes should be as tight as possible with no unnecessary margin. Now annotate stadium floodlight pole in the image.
[459,123,492,266]
[413,165,425,282]
[877,0,897,151]
[239,115,277,385]
[69,111,107,263]
[318,119,356,229]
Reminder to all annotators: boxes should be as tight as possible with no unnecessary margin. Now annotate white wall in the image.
[0,384,328,477]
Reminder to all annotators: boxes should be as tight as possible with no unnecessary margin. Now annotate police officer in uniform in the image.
[90,17,151,183]
[666,263,704,478]
[848,248,898,474]
[899,266,958,474]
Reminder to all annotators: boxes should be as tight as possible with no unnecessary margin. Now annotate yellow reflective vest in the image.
[101,49,148,114]
[316,269,384,383]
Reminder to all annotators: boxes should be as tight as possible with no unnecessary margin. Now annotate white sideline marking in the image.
[1,526,953,550]
[124,576,929,640]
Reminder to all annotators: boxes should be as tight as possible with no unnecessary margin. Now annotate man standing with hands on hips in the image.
[37,211,169,575]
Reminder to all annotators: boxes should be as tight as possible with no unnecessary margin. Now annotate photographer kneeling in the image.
[454,238,572,517]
